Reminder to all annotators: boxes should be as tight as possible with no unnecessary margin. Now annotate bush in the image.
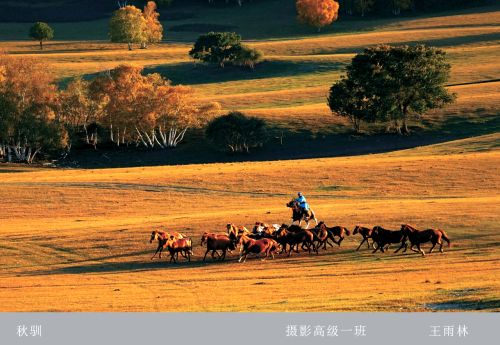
[206,111,268,153]
[234,45,263,70]
[189,32,263,69]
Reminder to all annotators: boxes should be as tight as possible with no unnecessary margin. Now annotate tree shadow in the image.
[315,32,500,55]
[145,59,345,86]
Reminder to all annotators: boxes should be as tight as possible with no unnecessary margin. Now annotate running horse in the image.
[149,230,185,260]
[286,199,318,229]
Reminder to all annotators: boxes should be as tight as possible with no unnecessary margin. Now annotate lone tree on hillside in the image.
[189,32,242,68]
[296,0,339,32]
[109,5,147,50]
[206,111,268,153]
[29,22,54,50]
[328,44,455,134]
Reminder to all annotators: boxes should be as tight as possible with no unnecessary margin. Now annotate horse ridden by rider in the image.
[286,192,318,229]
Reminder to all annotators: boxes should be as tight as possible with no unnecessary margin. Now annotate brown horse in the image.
[226,223,250,238]
[353,225,374,251]
[201,232,236,261]
[166,237,193,263]
[237,235,279,263]
[371,226,407,253]
[317,221,351,247]
[286,199,318,229]
[150,230,187,260]
[400,224,451,256]
[276,228,318,256]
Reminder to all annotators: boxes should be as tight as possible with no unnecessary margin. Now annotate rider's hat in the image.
[298,192,302,196]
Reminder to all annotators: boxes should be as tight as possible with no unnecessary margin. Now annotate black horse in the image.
[286,199,318,229]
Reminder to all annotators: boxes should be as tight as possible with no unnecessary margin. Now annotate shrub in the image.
[206,111,268,153]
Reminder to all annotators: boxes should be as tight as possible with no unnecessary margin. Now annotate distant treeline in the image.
[0,0,494,22]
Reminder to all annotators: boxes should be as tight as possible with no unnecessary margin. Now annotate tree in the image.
[206,111,268,153]
[233,45,263,70]
[142,1,163,49]
[89,64,221,149]
[109,5,147,50]
[151,85,221,148]
[29,22,54,50]
[0,54,67,163]
[60,78,105,148]
[189,32,242,68]
[327,78,375,132]
[296,0,339,32]
[353,0,375,16]
[335,44,456,134]
[390,0,413,15]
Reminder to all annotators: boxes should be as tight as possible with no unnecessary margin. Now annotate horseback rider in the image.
[295,192,310,213]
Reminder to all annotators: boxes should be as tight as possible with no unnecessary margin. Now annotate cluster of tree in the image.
[189,32,263,69]
[296,0,339,31]
[327,44,455,134]
[0,55,67,163]
[0,55,223,163]
[62,65,221,149]
[109,1,163,50]
[206,111,268,153]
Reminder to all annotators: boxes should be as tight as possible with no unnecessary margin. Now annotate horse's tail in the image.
[440,230,451,247]
[310,209,316,221]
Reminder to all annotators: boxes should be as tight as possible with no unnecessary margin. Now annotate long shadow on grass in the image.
[58,111,499,169]
[144,59,345,86]
[314,32,500,55]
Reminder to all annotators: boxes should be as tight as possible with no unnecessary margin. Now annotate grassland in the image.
[1,4,498,135]
[0,135,499,311]
[0,3,499,311]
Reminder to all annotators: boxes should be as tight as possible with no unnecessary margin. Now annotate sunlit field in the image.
[0,3,499,312]
[0,135,499,312]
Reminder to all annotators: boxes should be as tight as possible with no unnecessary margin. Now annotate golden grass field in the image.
[0,5,499,311]
[0,135,499,311]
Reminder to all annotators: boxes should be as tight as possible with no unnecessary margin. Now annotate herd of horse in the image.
[149,220,452,264]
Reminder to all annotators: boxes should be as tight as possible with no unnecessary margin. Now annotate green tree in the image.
[345,44,456,134]
[109,5,147,50]
[233,45,263,70]
[206,111,268,153]
[189,32,242,68]
[327,77,375,132]
[29,22,54,50]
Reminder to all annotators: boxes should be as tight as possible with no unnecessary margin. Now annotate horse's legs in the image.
[221,249,226,261]
[187,251,191,262]
[337,236,344,247]
[429,242,437,254]
[417,244,425,256]
[151,246,161,260]
[356,238,366,251]
[439,241,444,253]
[410,244,420,253]
[395,241,406,253]
[203,249,209,262]
[372,243,380,253]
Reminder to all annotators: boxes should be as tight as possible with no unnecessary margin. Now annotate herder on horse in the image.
[286,192,318,229]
